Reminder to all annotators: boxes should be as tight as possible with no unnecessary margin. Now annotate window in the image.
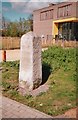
[50,10,53,19]
[68,4,71,16]
[58,22,78,41]
[40,9,53,20]
[40,12,45,20]
[57,4,71,18]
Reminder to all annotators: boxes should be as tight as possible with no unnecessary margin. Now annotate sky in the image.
[1,0,71,22]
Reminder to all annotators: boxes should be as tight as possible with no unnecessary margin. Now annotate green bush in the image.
[42,46,76,72]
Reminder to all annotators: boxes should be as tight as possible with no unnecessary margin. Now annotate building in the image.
[33,1,78,42]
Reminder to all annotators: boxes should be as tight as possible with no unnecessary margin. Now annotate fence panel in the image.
[1,37,20,50]
[0,37,77,50]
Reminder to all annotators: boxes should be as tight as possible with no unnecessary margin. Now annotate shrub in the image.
[42,46,76,72]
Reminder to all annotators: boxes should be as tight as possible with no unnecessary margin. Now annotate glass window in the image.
[50,10,53,19]
[57,4,71,18]
[40,9,53,21]
[58,22,77,41]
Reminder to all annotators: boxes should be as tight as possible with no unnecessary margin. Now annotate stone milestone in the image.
[19,31,42,95]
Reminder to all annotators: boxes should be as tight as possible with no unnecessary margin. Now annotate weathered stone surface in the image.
[19,31,42,95]
[30,84,49,97]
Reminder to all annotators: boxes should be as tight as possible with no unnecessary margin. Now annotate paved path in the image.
[2,96,52,119]
[1,96,76,119]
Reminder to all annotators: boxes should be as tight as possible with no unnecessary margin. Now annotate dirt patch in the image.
[64,107,76,118]
[55,108,77,118]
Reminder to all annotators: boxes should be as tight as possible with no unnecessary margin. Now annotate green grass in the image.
[1,46,76,116]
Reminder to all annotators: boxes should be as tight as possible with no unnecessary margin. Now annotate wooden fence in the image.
[0,37,77,50]
[42,39,77,48]
[0,37,20,50]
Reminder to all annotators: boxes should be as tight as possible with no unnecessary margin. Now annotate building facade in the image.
[33,2,78,41]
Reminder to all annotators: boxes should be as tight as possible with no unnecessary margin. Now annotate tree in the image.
[2,16,11,36]
[2,14,33,37]
[28,14,33,31]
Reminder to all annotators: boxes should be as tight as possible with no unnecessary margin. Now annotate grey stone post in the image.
[19,31,42,95]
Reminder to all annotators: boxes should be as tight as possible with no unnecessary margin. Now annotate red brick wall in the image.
[33,2,77,39]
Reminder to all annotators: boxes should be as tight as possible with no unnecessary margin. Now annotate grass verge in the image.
[1,46,76,116]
